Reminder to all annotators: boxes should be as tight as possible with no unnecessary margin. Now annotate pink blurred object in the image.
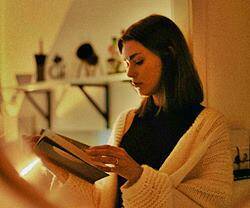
[16,74,33,85]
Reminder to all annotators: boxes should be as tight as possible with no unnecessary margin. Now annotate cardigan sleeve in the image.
[121,112,233,208]
[176,120,233,208]
[49,110,130,208]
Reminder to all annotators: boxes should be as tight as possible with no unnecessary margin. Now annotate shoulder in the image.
[195,107,228,127]
[203,107,228,126]
[114,108,137,133]
[193,107,230,143]
[108,108,137,146]
[124,109,137,134]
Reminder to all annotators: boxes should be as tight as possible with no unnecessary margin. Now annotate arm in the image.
[50,110,133,208]
[120,113,233,208]
[177,128,233,208]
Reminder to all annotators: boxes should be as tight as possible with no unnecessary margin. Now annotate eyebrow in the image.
[124,52,140,62]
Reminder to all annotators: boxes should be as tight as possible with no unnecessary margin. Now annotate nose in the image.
[126,66,137,78]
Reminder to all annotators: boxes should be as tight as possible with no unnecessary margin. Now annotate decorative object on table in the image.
[48,55,66,79]
[231,129,250,180]
[76,43,99,77]
[106,36,123,74]
[35,40,47,81]
[15,74,33,85]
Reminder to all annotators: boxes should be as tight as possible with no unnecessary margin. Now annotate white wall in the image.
[1,0,173,136]
[48,0,171,76]
[192,0,250,132]
[2,0,72,80]
[47,0,171,131]
[1,0,73,140]
[0,0,5,76]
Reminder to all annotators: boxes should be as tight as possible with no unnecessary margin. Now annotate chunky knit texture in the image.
[52,108,233,208]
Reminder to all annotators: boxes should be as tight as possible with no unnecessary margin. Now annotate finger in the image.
[86,145,119,151]
[91,156,117,165]
[87,150,119,158]
[95,165,118,173]
[86,146,123,158]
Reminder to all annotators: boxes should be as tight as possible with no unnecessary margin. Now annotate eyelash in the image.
[124,59,144,68]
[135,60,144,65]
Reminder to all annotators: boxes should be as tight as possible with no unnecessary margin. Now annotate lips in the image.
[132,81,143,87]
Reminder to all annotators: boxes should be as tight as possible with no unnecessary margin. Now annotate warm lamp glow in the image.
[5,103,20,117]
[19,158,41,176]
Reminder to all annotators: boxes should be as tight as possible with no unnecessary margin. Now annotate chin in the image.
[137,89,151,97]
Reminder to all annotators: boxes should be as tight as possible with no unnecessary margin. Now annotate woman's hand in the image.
[86,145,143,187]
[22,135,69,183]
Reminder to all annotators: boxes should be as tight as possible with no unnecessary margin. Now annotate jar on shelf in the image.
[48,55,66,79]
[106,37,123,74]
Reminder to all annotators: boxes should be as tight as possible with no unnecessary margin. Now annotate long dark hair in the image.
[118,14,203,115]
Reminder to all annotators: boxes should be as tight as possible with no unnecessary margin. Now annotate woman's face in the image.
[122,40,162,96]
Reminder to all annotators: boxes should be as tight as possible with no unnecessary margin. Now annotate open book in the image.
[34,129,109,184]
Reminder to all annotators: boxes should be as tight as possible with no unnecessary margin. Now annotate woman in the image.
[28,14,233,208]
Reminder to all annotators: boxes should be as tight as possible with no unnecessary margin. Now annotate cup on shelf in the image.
[16,74,33,85]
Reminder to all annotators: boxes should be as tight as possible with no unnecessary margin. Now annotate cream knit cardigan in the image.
[53,108,233,208]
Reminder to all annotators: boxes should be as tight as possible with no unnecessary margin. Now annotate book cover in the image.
[35,129,109,184]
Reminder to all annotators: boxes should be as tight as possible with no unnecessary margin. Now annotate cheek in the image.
[151,71,162,90]
[143,67,162,94]
[148,64,162,85]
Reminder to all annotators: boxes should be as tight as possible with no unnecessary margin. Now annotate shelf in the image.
[68,72,130,85]
[5,73,129,129]
[14,72,129,91]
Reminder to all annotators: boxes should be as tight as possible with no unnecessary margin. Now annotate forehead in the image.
[122,40,149,58]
